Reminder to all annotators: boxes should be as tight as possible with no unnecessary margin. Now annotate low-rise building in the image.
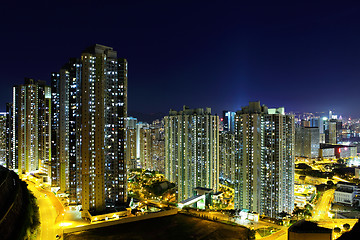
[319,144,357,159]
[294,184,316,208]
[334,182,360,206]
[288,220,332,240]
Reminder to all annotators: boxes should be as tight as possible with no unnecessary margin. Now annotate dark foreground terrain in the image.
[65,213,249,240]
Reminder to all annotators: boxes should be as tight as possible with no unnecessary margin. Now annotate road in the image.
[27,181,62,240]
[313,189,334,221]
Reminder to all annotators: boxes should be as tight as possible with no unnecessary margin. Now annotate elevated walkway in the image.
[178,195,206,209]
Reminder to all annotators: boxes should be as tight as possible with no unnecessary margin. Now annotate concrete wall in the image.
[288,232,332,240]
[64,208,179,234]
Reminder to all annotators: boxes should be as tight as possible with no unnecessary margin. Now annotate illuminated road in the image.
[27,181,60,240]
[333,176,349,183]
[313,189,334,221]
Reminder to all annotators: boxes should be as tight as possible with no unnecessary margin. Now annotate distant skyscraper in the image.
[165,106,219,202]
[150,119,165,174]
[136,120,165,172]
[326,121,337,144]
[126,116,138,129]
[126,117,138,170]
[234,101,294,218]
[81,44,127,216]
[222,111,236,132]
[295,126,320,158]
[12,78,51,177]
[139,124,152,170]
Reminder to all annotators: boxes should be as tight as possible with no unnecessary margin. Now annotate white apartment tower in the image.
[165,106,219,202]
[13,79,51,177]
[81,44,127,216]
[234,101,294,218]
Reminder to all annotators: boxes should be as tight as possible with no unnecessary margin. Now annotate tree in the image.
[304,204,313,211]
[248,229,256,240]
[327,180,334,186]
[292,207,302,220]
[278,211,289,219]
[299,175,306,181]
[343,223,350,231]
[303,209,312,219]
[334,227,341,233]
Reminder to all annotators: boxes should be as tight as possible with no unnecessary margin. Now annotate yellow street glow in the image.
[59,222,73,227]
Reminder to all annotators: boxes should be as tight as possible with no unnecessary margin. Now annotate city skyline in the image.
[2,2,360,240]
[2,3,360,118]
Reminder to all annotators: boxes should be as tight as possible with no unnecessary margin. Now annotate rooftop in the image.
[288,220,332,233]
[335,187,354,193]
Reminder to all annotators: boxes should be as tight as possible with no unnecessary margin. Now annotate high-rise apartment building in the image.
[150,119,165,174]
[139,124,153,170]
[51,58,82,204]
[0,113,6,167]
[126,117,138,170]
[234,101,294,218]
[12,78,51,177]
[136,120,165,173]
[222,111,236,133]
[165,106,219,202]
[50,44,128,216]
[126,118,165,173]
[219,131,236,183]
[5,103,13,169]
[81,44,127,216]
[51,73,60,187]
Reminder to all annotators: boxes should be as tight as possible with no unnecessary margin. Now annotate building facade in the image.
[234,101,294,218]
[295,126,320,158]
[12,79,51,177]
[219,131,236,183]
[165,106,219,202]
[50,44,128,216]
[51,58,82,203]
[0,113,6,167]
[81,45,127,216]
[126,117,138,170]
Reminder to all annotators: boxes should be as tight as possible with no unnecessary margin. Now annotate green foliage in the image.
[304,204,313,211]
[29,192,40,232]
[295,163,312,170]
[146,181,175,196]
[327,180,334,186]
[292,206,312,219]
[17,181,40,240]
[299,175,306,181]
[278,211,289,219]
[343,223,350,231]
[248,229,256,240]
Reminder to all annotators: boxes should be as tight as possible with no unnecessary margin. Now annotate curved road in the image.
[27,181,62,240]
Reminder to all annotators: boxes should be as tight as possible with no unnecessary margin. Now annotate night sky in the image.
[2,2,360,120]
